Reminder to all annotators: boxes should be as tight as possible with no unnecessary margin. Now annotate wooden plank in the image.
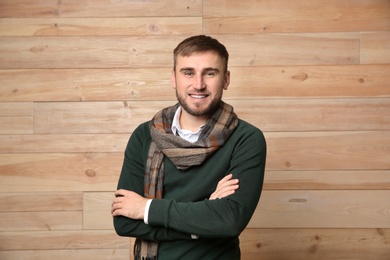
[250,190,390,228]
[221,33,360,66]
[0,192,82,212]
[227,65,390,99]
[0,36,179,69]
[233,98,390,132]
[1,131,389,170]
[263,170,390,190]
[0,17,202,36]
[265,131,390,170]
[33,101,169,134]
[0,33,360,69]
[204,0,390,33]
[0,211,82,231]
[0,249,129,260]
[84,189,390,230]
[0,131,389,170]
[0,0,202,17]
[239,228,390,260]
[0,230,129,250]
[0,134,129,153]
[84,192,114,230]
[0,68,175,102]
[1,65,389,102]
[33,98,390,134]
[361,32,390,64]
[0,116,33,134]
[0,102,33,116]
[0,153,122,192]
[1,155,388,193]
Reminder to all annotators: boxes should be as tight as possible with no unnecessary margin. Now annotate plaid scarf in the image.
[133,101,238,260]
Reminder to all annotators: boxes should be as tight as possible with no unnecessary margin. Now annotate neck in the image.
[179,109,208,132]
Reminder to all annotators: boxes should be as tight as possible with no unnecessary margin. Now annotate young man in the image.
[111,35,267,260]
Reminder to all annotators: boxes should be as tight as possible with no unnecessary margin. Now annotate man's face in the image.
[171,51,230,120]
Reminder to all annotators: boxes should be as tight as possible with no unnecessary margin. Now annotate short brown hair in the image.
[173,35,229,72]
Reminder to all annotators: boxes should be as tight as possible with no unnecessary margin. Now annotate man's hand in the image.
[209,174,239,200]
[111,189,148,220]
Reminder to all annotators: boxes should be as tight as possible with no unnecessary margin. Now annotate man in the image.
[111,35,267,260]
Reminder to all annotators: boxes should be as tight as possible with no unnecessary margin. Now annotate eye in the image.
[182,70,194,77]
[206,71,216,77]
[204,69,219,78]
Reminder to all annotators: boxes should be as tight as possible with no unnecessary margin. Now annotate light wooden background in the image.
[0,1,389,259]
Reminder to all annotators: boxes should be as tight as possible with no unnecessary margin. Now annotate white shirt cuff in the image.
[191,234,199,239]
[143,199,153,224]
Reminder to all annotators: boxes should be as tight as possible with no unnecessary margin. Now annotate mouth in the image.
[189,94,208,99]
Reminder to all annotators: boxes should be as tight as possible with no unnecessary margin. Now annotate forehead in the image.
[175,51,224,69]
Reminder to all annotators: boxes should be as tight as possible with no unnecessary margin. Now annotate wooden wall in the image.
[0,1,389,259]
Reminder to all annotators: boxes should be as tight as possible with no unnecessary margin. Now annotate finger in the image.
[217,178,239,190]
[218,174,233,184]
[115,189,125,197]
[217,184,239,197]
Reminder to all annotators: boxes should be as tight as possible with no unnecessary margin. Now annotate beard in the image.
[175,89,222,117]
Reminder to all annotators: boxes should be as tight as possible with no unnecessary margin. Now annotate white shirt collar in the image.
[171,106,205,143]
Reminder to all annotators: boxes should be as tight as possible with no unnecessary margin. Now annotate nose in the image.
[193,75,206,90]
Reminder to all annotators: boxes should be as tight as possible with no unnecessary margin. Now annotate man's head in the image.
[173,35,229,74]
[171,35,231,123]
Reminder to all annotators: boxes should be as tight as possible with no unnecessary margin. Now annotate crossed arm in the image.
[111,173,239,220]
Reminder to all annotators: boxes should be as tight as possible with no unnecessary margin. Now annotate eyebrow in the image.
[179,67,220,73]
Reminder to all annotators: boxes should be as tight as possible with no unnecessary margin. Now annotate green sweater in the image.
[114,119,266,260]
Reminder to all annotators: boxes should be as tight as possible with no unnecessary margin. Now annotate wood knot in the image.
[289,198,308,203]
[148,24,159,33]
[85,169,96,177]
[31,45,48,53]
[292,73,308,81]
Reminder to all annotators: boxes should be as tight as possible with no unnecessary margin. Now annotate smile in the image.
[189,94,208,99]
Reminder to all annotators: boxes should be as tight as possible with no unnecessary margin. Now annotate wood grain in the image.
[0,249,130,260]
[0,0,202,17]
[0,34,360,69]
[0,153,122,192]
[0,17,202,36]
[265,131,390,170]
[0,151,123,193]
[83,192,115,230]
[0,211,82,231]
[361,32,390,64]
[239,228,390,259]
[0,116,33,134]
[1,65,389,102]
[83,190,390,230]
[0,68,175,102]
[32,98,390,134]
[0,230,128,250]
[0,0,389,259]
[250,190,390,228]
[264,170,390,190]
[0,192,82,212]
[0,134,129,153]
[204,0,390,33]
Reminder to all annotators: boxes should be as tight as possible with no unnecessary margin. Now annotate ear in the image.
[223,70,230,90]
[171,69,177,89]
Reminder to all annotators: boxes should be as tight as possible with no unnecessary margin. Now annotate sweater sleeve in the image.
[113,122,193,241]
[148,125,267,238]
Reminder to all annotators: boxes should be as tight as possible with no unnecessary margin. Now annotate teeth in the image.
[191,95,206,99]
